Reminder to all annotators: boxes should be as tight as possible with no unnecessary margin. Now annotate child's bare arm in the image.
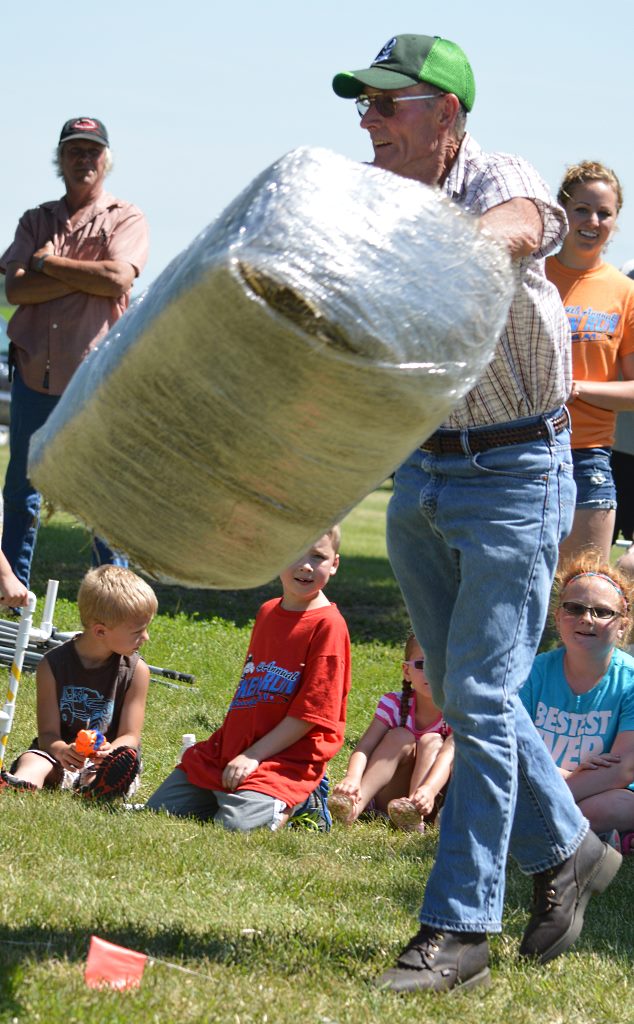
[333,719,389,798]
[222,715,313,791]
[36,660,85,771]
[410,735,455,814]
[333,751,367,799]
[92,660,150,758]
[565,731,634,801]
[0,553,29,607]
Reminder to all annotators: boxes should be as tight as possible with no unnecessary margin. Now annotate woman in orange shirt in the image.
[547,162,634,561]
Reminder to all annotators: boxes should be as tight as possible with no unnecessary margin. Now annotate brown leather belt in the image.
[420,409,568,455]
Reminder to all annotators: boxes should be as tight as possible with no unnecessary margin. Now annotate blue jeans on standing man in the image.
[2,370,127,588]
[386,412,587,933]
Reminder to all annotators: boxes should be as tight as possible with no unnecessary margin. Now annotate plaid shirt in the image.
[440,133,571,428]
[1,192,148,395]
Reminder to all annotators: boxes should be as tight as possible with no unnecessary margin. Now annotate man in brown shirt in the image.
[0,117,149,587]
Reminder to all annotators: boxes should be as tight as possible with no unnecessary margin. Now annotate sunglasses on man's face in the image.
[404,658,425,670]
[355,93,440,118]
[560,601,622,621]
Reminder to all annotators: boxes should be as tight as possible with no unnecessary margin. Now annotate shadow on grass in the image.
[3,858,633,986]
[0,920,389,978]
[32,520,410,644]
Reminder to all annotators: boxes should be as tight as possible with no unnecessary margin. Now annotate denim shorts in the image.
[571,447,617,510]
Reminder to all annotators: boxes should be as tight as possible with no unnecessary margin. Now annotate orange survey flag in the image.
[85,935,148,990]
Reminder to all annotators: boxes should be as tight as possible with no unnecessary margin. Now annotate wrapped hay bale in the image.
[30,147,513,588]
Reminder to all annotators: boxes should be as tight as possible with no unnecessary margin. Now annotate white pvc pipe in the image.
[28,579,59,642]
[0,579,61,646]
[38,579,58,638]
[0,592,36,771]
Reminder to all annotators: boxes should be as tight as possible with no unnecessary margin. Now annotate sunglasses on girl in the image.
[355,93,440,118]
[560,601,622,621]
[404,658,425,670]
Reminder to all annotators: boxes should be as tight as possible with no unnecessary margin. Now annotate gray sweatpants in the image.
[145,766,291,831]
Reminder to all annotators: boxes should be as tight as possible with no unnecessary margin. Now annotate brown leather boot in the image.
[519,830,622,964]
[375,925,491,993]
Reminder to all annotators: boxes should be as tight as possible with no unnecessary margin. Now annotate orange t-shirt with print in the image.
[546,257,634,448]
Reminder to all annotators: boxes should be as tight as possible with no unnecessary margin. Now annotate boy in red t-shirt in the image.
[146,527,350,831]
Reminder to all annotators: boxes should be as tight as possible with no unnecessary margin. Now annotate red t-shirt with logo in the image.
[181,598,350,808]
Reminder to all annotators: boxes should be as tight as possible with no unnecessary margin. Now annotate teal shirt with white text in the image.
[520,646,634,790]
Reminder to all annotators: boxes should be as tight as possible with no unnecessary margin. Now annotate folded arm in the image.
[5,261,74,304]
[5,245,136,305]
[566,731,634,801]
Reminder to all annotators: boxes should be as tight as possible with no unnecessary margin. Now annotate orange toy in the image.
[75,728,106,757]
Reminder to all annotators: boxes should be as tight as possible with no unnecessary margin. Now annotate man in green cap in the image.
[333,34,621,994]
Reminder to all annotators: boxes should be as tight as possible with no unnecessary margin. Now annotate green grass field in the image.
[0,471,632,1024]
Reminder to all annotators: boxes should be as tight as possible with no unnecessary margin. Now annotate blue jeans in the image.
[2,370,127,587]
[386,416,587,933]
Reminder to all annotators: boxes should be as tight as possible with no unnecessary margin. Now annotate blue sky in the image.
[2,1,633,290]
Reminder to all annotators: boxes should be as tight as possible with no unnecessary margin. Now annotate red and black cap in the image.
[59,117,109,147]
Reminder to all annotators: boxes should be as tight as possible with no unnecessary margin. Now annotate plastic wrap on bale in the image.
[29,146,513,589]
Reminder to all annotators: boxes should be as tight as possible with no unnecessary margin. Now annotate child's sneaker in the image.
[620,832,634,856]
[0,769,37,793]
[329,791,357,825]
[79,746,140,801]
[599,829,622,853]
[288,775,332,832]
[387,797,425,833]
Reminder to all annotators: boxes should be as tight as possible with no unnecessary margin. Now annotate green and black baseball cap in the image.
[332,34,476,113]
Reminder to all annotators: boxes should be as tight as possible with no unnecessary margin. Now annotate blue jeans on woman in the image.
[2,370,127,588]
[386,414,587,933]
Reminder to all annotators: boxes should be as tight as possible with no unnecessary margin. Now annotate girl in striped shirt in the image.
[330,635,453,831]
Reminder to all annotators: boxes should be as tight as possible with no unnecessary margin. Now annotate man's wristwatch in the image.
[33,254,48,272]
